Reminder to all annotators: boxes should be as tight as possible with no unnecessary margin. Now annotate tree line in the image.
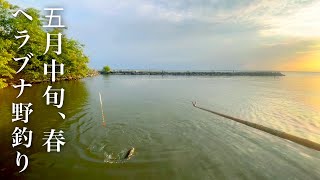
[0,0,91,88]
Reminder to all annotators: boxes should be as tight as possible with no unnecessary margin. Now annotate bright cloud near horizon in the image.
[9,0,320,71]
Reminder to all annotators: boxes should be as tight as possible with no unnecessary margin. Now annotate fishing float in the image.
[99,92,106,127]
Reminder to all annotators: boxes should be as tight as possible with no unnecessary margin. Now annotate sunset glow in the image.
[279,51,320,72]
[10,0,320,72]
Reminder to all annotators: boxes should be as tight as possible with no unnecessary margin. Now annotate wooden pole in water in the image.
[99,92,106,127]
[192,102,320,151]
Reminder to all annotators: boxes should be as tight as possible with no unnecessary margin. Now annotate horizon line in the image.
[94,68,320,73]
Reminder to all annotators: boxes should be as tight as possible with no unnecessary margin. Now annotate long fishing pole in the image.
[98,92,136,160]
[192,101,320,151]
[99,92,106,127]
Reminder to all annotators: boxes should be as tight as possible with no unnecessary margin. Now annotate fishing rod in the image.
[192,101,320,151]
[98,92,136,160]
[99,92,106,127]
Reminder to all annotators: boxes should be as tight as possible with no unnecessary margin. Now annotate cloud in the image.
[258,1,320,37]
[7,0,320,71]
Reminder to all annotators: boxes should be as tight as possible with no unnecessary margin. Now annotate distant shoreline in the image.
[4,70,100,88]
[100,70,285,77]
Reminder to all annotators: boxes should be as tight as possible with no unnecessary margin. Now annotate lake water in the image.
[0,72,320,179]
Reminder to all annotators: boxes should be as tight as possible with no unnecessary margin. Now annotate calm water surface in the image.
[0,72,320,179]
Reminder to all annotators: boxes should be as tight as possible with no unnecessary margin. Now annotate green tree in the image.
[0,0,91,88]
[103,65,111,73]
[0,0,15,88]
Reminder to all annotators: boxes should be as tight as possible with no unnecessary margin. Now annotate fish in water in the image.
[124,147,135,160]
[192,101,197,107]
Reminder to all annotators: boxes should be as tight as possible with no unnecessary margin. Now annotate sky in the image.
[9,0,320,71]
